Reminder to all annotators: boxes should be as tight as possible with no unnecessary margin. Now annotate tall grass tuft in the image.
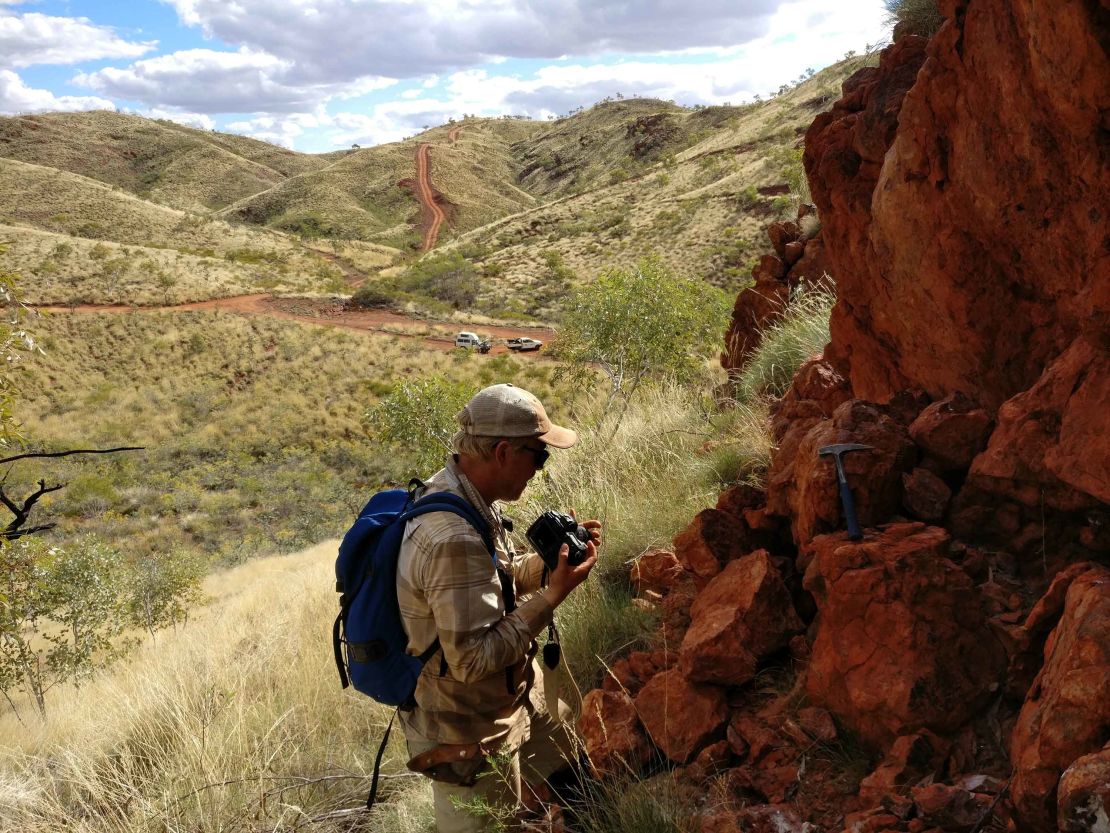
[0,543,430,832]
[733,285,835,403]
[884,0,943,38]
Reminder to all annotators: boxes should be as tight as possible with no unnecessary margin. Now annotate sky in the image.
[0,0,891,153]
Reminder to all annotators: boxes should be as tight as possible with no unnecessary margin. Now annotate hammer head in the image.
[818,443,873,458]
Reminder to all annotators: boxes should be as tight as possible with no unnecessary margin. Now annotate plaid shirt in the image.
[396,456,552,746]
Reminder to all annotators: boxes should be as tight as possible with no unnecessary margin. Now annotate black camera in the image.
[526,511,591,572]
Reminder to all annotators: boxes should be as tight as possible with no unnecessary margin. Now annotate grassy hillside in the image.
[11,309,564,561]
[433,58,868,318]
[0,159,350,302]
[223,117,546,250]
[0,110,341,211]
[0,54,871,314]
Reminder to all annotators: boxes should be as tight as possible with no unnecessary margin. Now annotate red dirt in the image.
[447,125,463,143]
[40,294,555,356]
[414,142,447,251]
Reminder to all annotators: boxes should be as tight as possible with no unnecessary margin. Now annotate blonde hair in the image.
[451,431,536,459]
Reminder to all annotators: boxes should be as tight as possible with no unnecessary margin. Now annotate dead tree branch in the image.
[0,446,144,539]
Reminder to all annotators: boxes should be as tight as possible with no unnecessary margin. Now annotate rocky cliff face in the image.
[579,2,1109,831]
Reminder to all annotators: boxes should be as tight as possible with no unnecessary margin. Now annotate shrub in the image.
[734,284,836,402]
[884,0,943,37]
[365,375,475,474]
[350,283,394,309]
[395,252,480,310]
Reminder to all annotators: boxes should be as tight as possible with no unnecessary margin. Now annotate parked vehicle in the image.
[455,332,482,349]
[507,337,543,352]
[477,340,492,354]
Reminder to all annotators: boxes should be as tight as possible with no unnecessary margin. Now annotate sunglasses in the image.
[520,444,550,470]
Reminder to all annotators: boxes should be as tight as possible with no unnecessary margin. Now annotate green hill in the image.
[222,117,546,250]
[0,110,343,212]
[0,54,873,311]
[0,158,346,303]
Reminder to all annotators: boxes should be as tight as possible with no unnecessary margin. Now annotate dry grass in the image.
[0,160,346,303]
[0,110,337,212]
[0,542,431,833]
[0,372,774,832]
[12,310,476,561]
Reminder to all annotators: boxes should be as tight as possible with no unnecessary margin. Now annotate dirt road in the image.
[414,142,447,251]
[43,294,555,356]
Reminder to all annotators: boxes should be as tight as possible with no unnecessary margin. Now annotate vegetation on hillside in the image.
[0,272,835,830]
[884,0,943,37]
[0,110,340,211]
[0,53,871,313]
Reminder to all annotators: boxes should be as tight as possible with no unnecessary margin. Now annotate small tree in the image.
[554,256,730,430]
[156,272,177,305]
[365,376,475,474]
[0,537,130,717]
[128,548,207,638]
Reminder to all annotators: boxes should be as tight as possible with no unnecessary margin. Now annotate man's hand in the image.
[580,518,602,548]
[542,540,598,608]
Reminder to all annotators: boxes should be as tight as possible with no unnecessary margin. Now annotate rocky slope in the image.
[579,2,1109,831]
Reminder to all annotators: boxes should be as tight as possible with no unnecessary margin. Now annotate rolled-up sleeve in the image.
[418,528,553,684]
[511,551,547,595]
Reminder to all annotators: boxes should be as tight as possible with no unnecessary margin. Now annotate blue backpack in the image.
[331,481,495,810]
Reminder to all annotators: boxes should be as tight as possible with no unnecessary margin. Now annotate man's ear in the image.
[492,439,512,466]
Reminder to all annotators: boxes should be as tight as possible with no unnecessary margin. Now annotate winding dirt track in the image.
[42,294,554,356]
[412,125,461,251]
[415,142,446,252]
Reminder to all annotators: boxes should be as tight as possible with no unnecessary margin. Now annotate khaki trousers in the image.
[402,666,580,833]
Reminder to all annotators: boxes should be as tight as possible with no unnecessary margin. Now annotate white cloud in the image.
[75,46,395,114]
[0,11,155,68]
[0,68,114,113]
[322,0,887,150]
[162,0,783,83]
[142,107,216,130]
[226,110,327,148]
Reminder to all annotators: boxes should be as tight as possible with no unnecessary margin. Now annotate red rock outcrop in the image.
[577,689,653,777]
[806,3,1109,412]
[1010,566,1110,831]
[581,1,1109,829]
[678,550,802,687]
[721,213,831,375]
[634,669,728,764]
[802,523,1006,748]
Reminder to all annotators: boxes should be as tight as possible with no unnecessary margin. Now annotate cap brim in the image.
[538,423,577,449]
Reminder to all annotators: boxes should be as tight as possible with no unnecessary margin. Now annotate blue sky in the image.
[0,0,890,152]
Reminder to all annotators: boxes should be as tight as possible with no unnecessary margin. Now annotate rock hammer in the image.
[818,443,873,540]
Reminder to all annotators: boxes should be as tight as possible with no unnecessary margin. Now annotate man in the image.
[396,383,599,832]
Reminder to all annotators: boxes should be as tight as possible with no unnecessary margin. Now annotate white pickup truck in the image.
[506,337,543,352]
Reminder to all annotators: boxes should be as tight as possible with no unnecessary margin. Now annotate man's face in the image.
[497,439,549,501]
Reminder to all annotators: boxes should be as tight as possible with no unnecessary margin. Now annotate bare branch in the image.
[1,479,65,539]
[0,446,144,465]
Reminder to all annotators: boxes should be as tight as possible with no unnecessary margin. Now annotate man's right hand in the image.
[542,541,597,608]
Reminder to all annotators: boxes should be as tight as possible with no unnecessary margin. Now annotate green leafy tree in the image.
[128,548,207,638]
[365,376,475,474]
[554,256,731,429]
[0,537,130,718]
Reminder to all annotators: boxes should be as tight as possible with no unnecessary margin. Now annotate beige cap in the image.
[457,384,577,449]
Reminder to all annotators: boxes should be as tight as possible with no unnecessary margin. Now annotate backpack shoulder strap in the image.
[403,492,497,565]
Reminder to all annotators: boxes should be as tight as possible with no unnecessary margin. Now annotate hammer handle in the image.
[839,479,863,541]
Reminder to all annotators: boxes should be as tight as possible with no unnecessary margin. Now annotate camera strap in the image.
[541,618,581,724]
